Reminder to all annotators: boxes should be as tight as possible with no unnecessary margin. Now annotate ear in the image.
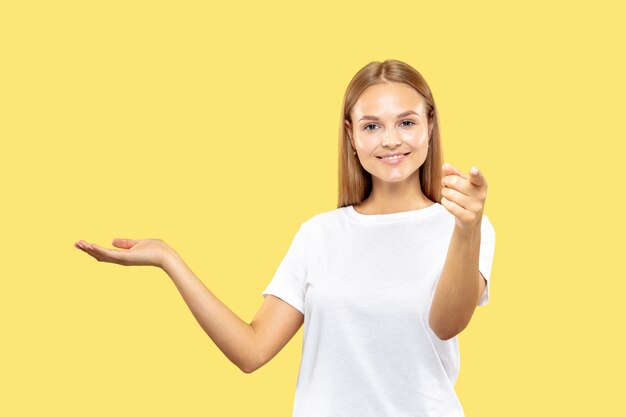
[344,120,357,151]
[344,119,352,141]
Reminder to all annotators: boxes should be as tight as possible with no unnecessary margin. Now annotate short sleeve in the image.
[261,222,309,315]
[478,214,496,306]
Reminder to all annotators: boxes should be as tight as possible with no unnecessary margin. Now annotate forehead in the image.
[352,82,426,118]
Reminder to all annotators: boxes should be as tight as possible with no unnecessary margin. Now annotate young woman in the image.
[75,59,496,417]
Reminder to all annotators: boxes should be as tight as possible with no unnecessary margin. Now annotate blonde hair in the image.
[337,59,444,208]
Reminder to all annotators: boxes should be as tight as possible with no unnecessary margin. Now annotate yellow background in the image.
[1,0,624,415]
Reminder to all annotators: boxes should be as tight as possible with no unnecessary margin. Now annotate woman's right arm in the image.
[164,248,305,373]
[75,239,303,373]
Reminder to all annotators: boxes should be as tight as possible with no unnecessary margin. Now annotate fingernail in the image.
[471,167,478,175]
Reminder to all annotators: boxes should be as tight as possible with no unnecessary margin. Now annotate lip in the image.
[377,152,409,158]
[377,152,411,165]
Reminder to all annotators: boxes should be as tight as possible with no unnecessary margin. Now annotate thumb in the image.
[112,238,139,249]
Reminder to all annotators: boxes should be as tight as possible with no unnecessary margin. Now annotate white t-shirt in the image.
[262,202,496,417]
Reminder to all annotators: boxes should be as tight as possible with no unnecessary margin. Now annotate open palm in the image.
[74,238,168,267]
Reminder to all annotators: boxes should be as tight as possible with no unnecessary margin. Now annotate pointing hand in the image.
[440,163,488,232]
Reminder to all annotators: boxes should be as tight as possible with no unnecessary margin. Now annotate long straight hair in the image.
[337,59,444,208]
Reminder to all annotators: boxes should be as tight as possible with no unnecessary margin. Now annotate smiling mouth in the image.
[376,152,411,160]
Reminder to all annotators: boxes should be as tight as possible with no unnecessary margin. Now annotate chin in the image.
[371,166,421,182]
[374,173,414,183]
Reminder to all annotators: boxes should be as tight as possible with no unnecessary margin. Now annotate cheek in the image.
[403,129,429,147]
[354,136,378,153]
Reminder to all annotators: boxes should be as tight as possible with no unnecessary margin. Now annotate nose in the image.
[381,129,402,148]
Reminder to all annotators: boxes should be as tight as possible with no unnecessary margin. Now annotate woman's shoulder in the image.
[301,206,347,229]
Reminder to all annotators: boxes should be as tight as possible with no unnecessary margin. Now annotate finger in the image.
[442,173,472,196]
[441,196,466,218]
[112,238,138,249]
[441,186,472,210]
[77,242,103,260]
[85,243,104,258]
[468,166,485,186]
[442,162,468,180]
[441,196,476,224]
[89,243,131,264]
[76,240,93,252]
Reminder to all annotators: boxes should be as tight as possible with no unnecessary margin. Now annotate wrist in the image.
[160,244,182,271]
[453,223,481,241]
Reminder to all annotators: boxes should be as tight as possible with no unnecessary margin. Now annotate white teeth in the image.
[381,154,406,160]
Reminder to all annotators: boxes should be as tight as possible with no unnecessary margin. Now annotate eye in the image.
[364,120,415,131]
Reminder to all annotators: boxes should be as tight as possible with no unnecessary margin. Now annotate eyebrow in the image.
[359,110,420,122]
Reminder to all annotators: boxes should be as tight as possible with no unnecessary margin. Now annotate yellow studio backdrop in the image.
[1,1,624,416]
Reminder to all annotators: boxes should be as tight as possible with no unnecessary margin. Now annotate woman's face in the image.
[346,82,432,184]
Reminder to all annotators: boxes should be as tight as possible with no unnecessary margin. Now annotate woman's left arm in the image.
[429,163,488,341]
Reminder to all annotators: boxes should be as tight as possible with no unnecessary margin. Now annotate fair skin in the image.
[346,81,489,340]
[74,238,303,373]
[74,81,488,374]
[345,81,434,214]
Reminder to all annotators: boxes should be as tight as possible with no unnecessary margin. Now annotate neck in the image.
[354,173,434,215]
